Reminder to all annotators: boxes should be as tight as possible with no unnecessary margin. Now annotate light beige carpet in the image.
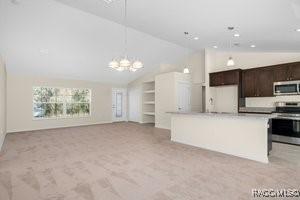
[0,122,299,200]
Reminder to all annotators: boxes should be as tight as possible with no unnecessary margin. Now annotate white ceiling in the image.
[1,0,300,85]
[0,0,189,84]
[55,0,300,51]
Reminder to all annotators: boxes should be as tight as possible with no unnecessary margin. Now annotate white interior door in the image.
[112,88,127,122]
[128,86,141,122]
[177,82,191,112]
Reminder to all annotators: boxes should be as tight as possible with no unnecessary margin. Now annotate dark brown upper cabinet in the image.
[209,69,241,87]
[273,62,300,82]
[242,69,257,97]
[256,67,274,97]
[242,67,274,97]
[289,62,300,81]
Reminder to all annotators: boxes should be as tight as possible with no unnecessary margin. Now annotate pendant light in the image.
[183,32,190,74]
[227,27,235,67]
[227,57,235,67]
[108,0,143,72]
[183,67,190,74]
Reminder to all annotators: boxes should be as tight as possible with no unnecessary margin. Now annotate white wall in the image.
[0,0,189,85]
[7,74,125,133]
[155,72,191,129]
[0,57,7,150]
[205,51,300,112]
[128,50,205,114]
[155,73,177,129]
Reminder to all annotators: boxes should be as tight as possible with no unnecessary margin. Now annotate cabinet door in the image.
[273,65,290,82]
[209,69,240,87]
[289,62,300,81]
[209,72,224,86]
[223,70,240,85]
[242,69,257,97]
[256,68,274,97]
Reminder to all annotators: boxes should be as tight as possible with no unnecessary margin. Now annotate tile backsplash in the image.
[246,95,300,107]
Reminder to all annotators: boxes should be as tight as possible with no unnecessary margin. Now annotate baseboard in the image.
[7,121,113,134]
[0,133,5,151]
[155,124,170,130]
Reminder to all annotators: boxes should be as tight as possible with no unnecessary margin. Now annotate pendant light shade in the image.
[183,67,190,74]
[227,57,235,67]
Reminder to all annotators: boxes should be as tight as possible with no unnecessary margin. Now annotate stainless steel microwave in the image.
[274,81,300,96]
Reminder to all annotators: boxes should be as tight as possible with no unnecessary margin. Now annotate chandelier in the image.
[108,0,143,72]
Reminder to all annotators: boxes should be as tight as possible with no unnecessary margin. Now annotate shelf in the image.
[144,101,155,105]
[144,112,155,116]
[143,80,155,84]
[144,90,155,94]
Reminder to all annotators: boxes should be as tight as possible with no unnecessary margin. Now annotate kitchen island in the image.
[169,112,274,163]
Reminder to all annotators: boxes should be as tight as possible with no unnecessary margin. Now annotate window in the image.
[33,87,91,119]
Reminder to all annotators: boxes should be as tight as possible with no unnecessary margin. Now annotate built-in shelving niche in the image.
[142,81,155,123]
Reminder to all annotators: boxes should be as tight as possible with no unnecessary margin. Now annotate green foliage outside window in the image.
[33,87,91,118]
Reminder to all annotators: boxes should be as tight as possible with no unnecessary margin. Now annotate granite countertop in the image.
[167,111,277,119]
[239,107,276,114]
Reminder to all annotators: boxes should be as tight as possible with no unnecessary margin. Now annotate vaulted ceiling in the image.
[1,0,300,85]
[0,0,189,84]
[55,0,300,51]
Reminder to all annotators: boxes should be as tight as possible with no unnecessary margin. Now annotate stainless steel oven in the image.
[273,81,300,96]
[272,102,300,145]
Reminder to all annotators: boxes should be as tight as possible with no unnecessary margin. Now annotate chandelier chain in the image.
[108,0,143,72]
[124,0,127,56]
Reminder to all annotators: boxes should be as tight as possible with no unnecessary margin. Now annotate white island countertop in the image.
[167,111,277,120]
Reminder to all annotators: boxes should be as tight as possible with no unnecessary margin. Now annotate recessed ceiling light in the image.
[103,0,114,4]
[234,33,240,37]
[213,46,218,49]
[11,0,20,4]
[194,37,199,40]
[39,49,49,55]
[250,45,256,48]
[296,28,300,32]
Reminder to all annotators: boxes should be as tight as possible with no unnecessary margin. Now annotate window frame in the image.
[32,86,92,120]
